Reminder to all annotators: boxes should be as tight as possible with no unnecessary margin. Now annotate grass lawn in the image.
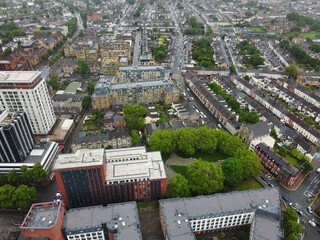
[284,155,300,169]
[137,202,158,208]
[82,123,98,131]
[170,165,188,177]
[232,178,262,192]
[299,31,320,39]
[251,26,267,33]
[177,151,229,163]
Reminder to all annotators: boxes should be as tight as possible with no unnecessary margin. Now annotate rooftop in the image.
[62,202,142,239]
[0,71,41,83]
[105,147,166,182]
[53,148,105,170]
[160,188,282,240]
[21,202,62,229]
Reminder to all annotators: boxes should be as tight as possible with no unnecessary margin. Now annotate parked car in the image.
[297,210,304,216]
[281,195,288,202]
[268,182,274,188]
[317,167,320,173]
[260,174,267,181]
[289,203,297,210]
[307,206,313,214]
[309,220,316,227]
[307,197,313,203]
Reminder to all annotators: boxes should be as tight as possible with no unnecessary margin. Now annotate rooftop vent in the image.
[41,217,46,222]
[177,220,181,225]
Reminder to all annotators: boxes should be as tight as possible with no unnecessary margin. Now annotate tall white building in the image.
[0,71,56,134]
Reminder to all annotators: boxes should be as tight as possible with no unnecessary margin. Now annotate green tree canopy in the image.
[283,220,302,237]
[236,148,262,179]
[149,129,177,156]
[187,159,224,195]
[176,128,197,156]
[283,208,299,223]
[0,173,7,187]
[167,174,191,198]
[221,157,244,189]
[7,169,19,185]
[77,59,90,75]
[20,165,32,184]
[13,185,37,210]
[131,130,140,145]
[123,104,147,130]
[278,146,288,157]
[304,161,313,171]
[87,81,96,95]
[31,162,48,184]
[47,75,60,91]
[82,95,91,108]
[285,64,298,78]
[0,184,16,209]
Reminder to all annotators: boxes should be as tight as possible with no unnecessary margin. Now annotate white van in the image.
[309,220,316,227]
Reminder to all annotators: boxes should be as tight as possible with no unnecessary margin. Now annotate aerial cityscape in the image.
[0,0,320,239]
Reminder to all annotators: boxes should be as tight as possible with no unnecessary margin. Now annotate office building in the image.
[92,76,179,109]
[159,188,282,240]
[102,57,119,76]
[53,147,167,208]
[0,110,35,163]
[0,71,56,134]
[20,201,142,240]
[117,65,165,82]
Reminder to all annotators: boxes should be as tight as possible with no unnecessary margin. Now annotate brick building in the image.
[53,147,167,208]
[20,201,142,240]
[254,142,301,185]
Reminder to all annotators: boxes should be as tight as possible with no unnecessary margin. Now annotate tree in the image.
[176,128,197,156]
[7,169,19,185]
[0,185,16,209]
[77,59,90,75]
[13,185,37,210]
[283,220,302,237]
[0,174,7,187]
[221,232,226,239]
[244,75,250,81]
[136,117,146,130]
[290,149,299,158]
[229,65,236,74]
[20,165,32,183]
[304,161,313,171]
[278,147,288,157]
[47,75,60,91]
[31,162,48,185]
[196,127,217,154]
[167,174,191,198]
[123,104,147,130]
[285,64,298,78]
[149,129,177,156]
[33,29,40,34]
[187,159,225,195]
[283,208,299,223]
[270,127,277,138]
[131,130,140,145]
[246,111,260,124]
[221,157,244,189]
[236,149,262,179]
[87,81,96,95]
[285,233,298,240]
[82,95,91,108]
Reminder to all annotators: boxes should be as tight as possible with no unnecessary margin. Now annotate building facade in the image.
[0,110,35,163]
[20,201,142,240]
[53,147,167,208]
[0,71,56,134]
[159,188,282,240]
[92,76,179,109]
[102,57,119,76]
[117,65,165,82]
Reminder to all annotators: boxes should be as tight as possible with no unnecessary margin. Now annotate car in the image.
[311,219,320,226]
[289,203,297,210]
[190,97,194,101]
[268,182,274,188]
[260,174,267,181]
[297,210,304,216]
[307,206,313,214]
[317,167,320,173]
[309,220,316,227]
[281,195,288,202]
[307,197,313,203]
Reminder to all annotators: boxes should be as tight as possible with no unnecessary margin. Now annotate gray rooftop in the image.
[160,188,282,240]
[62,202,142,239]
[64,82,82,94]
[248,121,270,139]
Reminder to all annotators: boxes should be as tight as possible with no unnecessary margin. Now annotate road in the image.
[261,167,320,239]
[74,11,84,37]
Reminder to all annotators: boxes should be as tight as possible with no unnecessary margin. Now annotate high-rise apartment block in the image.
[0,110,35,163]
[0,71,56,134]
[53,147,167,208]
[160,188,282,240]
[20,201,142,240]
[116,65,165,82]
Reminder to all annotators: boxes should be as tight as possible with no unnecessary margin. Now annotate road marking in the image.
[296,203,302,209]
[304,190,316,197]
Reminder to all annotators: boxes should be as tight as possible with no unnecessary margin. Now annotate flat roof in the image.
[21,202,62,229]
[105,147,166,182]
[160,188,282,240]
[62,202,142,239]
[0,71,41,83]
[53,148,104,170]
